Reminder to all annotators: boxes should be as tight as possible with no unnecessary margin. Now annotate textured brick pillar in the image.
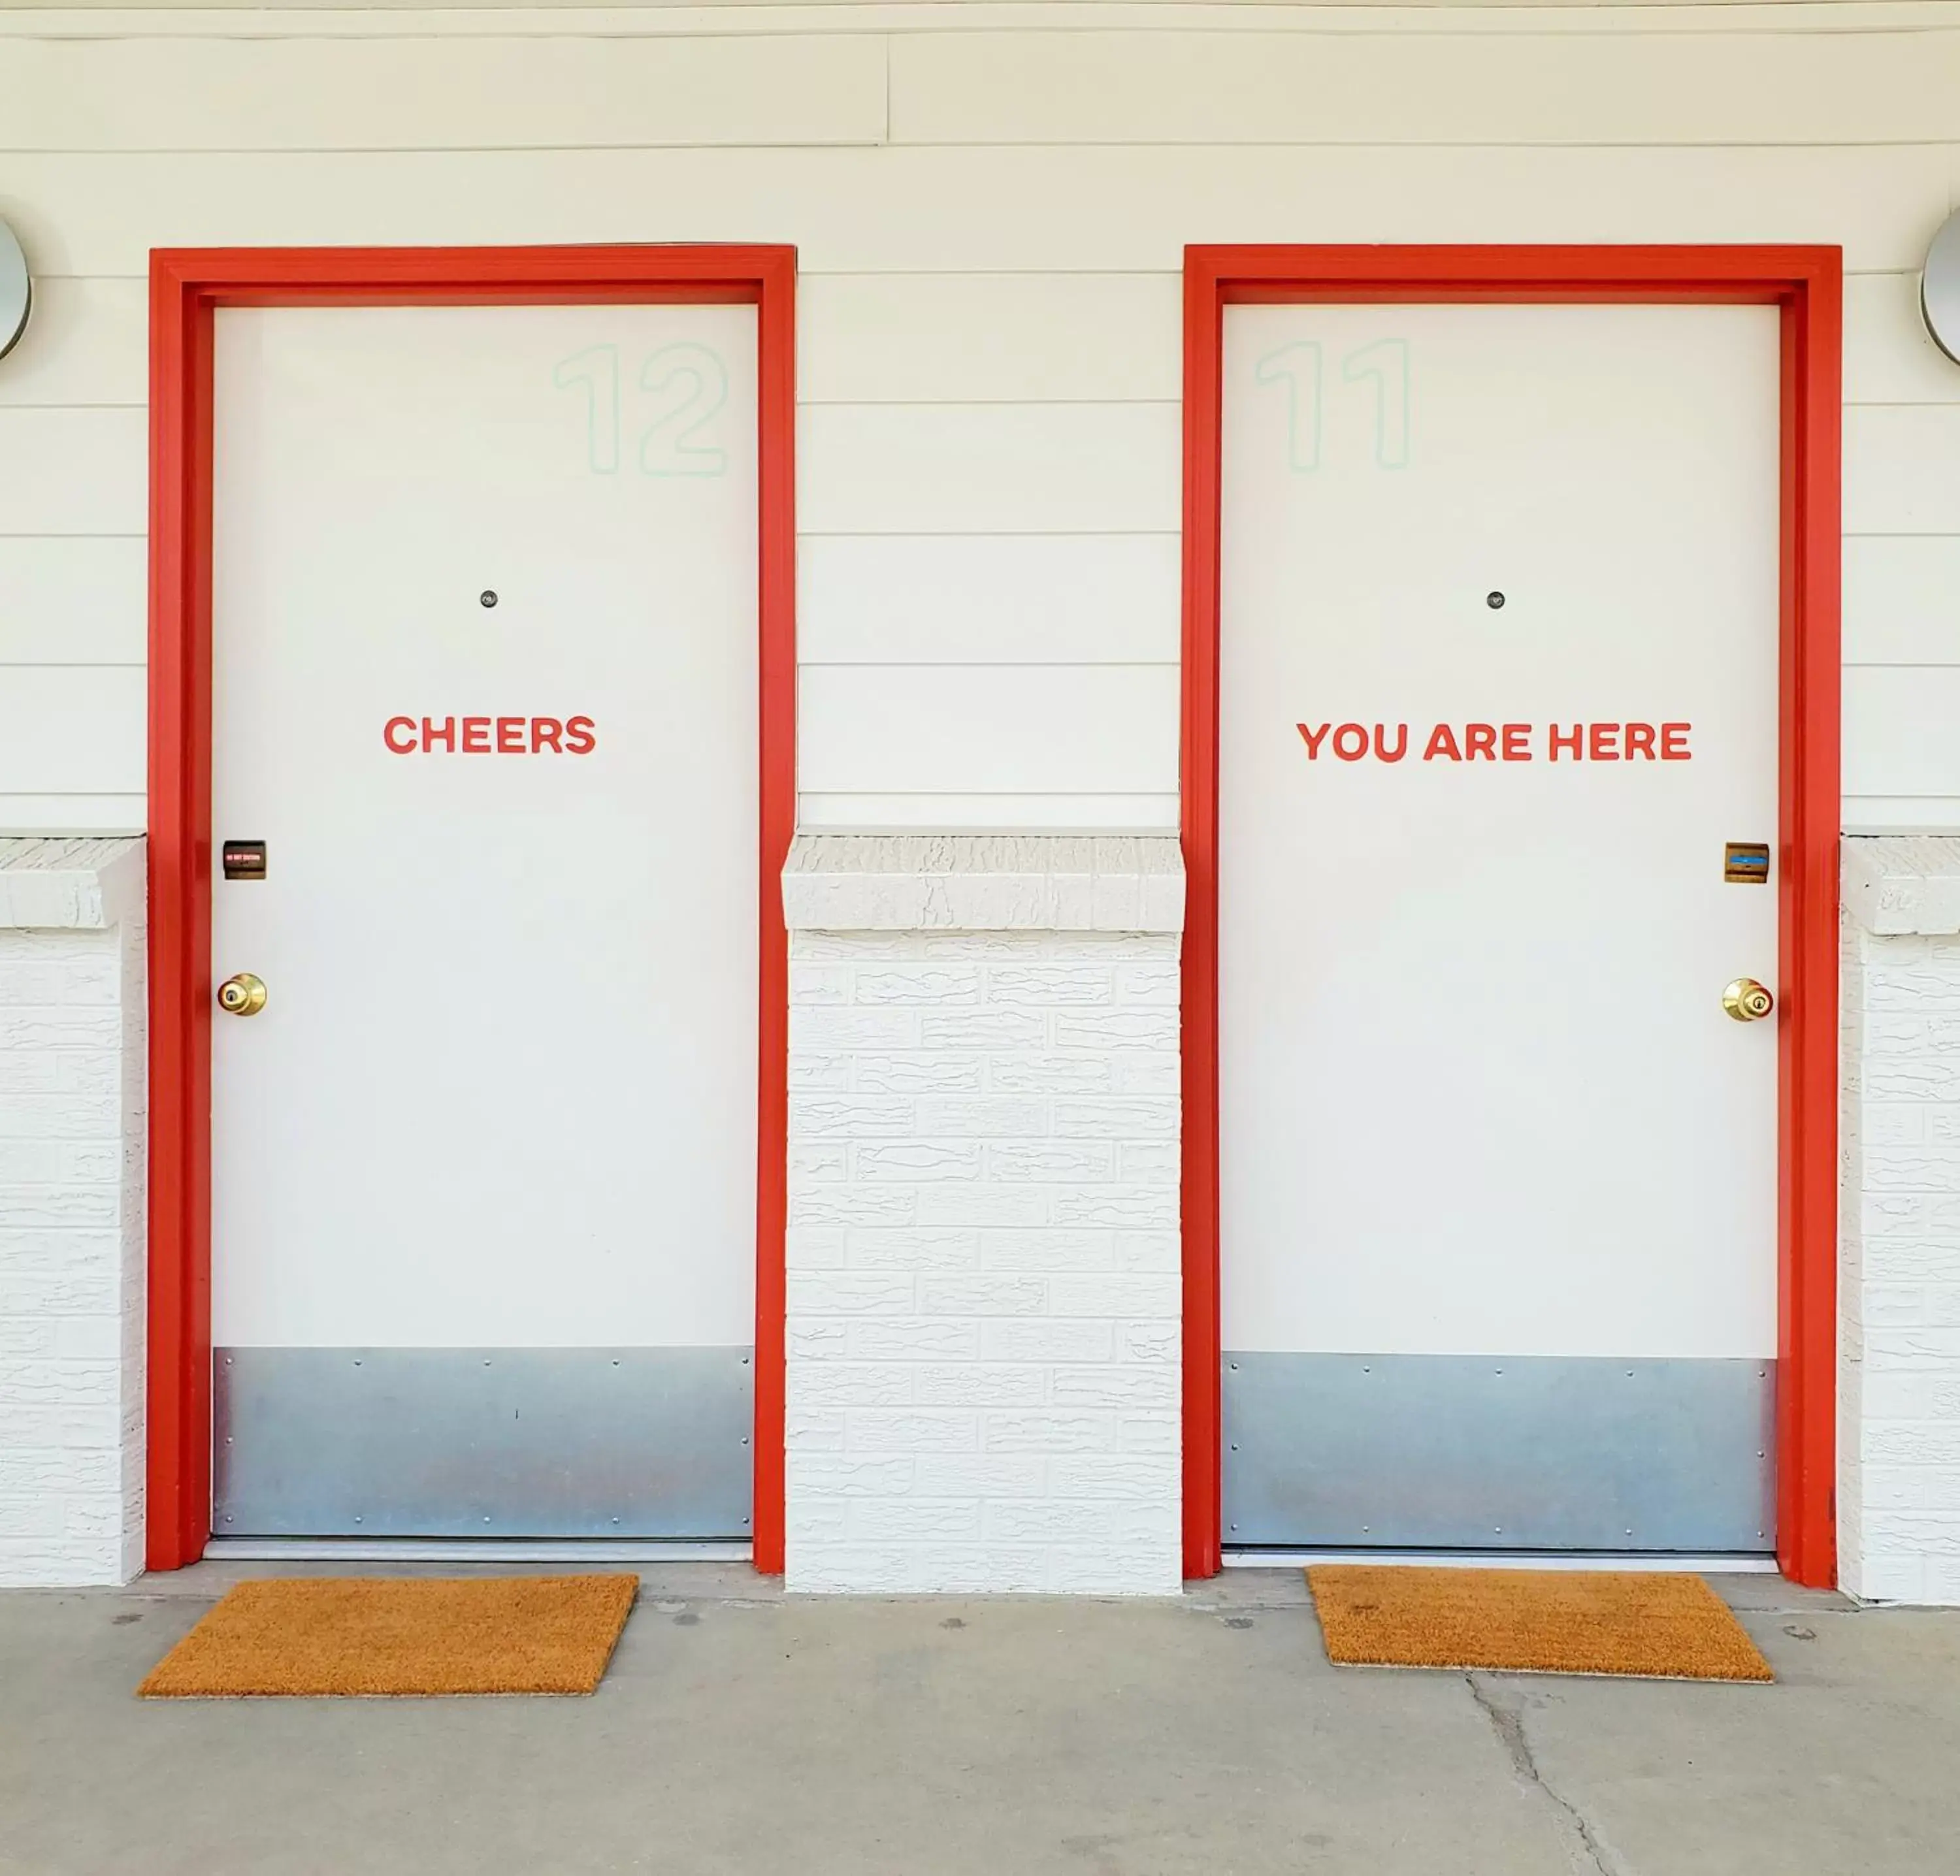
[0,838,147,1586]
[1840,836,1960,1604]
[780,836,1184,1594]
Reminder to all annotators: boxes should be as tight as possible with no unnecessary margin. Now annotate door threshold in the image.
[1223,1547,1780,1573]
[203,1538,753,1564]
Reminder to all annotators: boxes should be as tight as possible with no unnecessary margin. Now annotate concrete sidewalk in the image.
[0,1566,1952,1875]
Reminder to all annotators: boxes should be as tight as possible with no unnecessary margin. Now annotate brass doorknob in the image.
[217,972,267,1016]
[1722,977,1774,1022]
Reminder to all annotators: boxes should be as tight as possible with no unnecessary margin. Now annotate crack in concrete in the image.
[1466,1674,1625,1876]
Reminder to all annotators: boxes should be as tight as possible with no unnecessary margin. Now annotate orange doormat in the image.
[138,1574,638,1698]
[1307,1565,1773,1683]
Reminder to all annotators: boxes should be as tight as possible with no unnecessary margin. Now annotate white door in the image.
[1218,303,1781,1553]
[210,303,760,1539]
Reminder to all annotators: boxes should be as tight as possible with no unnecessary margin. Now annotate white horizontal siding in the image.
[0,669,146,797]
[0,35,889,150]
[796,792,1181,833]
[0,279,147,408]
[0,540,148,666]
[890,27,1960,146]
[801,535,1181,664]
[1845,274,1960,408]
[0,16,1957,834]
[800,274,1183,403]
[0,409,146,536]
[3,143,1946,279]
[1845,668,1960,802]
[798,665,1180,796]
[800,404,1180,534]
[1843,538,1960,669]
[1844,407,1960,536]
[0,796,144,839]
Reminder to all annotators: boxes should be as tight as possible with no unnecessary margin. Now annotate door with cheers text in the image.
[210,304,760,1540]
[1218,304,1780,1554]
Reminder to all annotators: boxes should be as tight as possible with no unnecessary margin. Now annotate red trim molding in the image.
[146,245,798,1572]
[1179,244,1843,1588]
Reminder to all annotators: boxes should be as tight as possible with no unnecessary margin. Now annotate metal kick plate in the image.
[1222,1352,1776,1553]
[214,1346,754,1539]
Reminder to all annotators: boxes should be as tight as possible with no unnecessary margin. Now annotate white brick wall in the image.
[783,836,1183,1594]
[1840,836,1960,1603]
[0,838,146,1587]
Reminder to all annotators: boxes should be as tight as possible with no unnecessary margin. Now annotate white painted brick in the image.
[983,1499,1178,1548]
[1050,1365,1180,1408]
[1052,1010,1179,1051]
[787,1457,917,1498]
[848,1408,981,1453]
[791,1009,920,1053]
[786,1227,847,1272]
[845,1228,979,1272]
[786,1544,915,1591]
[789,1362,917,1408]
[1119,1412,1181,1453]
[789,1185,917,1226]
[1050,1454,1180,1500]
[785,1499,853,1544]
[849,1498,984,1543]
[788,1321,849,1361]
[786,1408,849,1452]
[915,1095,1049,1137]
[0,1187,120,1229]
[917,1273,1048,1316]
[1842,843,1960,1604]
[984,1318,1118,1363]
[979,1229,1116,1273]
[1119,1142,1181,1184]
[0,1096,120,1140]
[987,1052,1116,1093]
[913,1453,1049,1497]
[857,1142,984,1181]
[0,1009,122,1050]
[789,1142,848,1184]
[853,965,983,1005]
[915,1185,1048,1227]
[789,1053,851,1092]
[919,1009,1049,1051]
[1120,1320,1180,1363]
[787,1272,915,1316]
[1050,1274,1181,1319]
[791,1095,916,1139]
[855,1053,985,1093]
[985,965,1115,1007]
[1115,1231,1181,1273]
[985,1410,1117,1453]
[990,1140,1114,1182]
[789,963,851,1005]
[1045,1549,1181,1596]
[1115,963,1181,1005]
[781,905,1181,1594]
[1054,1097,1179,1139]
[1052,1186,1177,1229]
[849,1318,983,1361]
[915,1362,1049,1406]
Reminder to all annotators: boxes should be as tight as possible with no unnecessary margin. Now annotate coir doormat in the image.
[1307,1565,1773,1683]
[138,1574,638,1698]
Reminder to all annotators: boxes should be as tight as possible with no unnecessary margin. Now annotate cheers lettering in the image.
[384,715,597,756]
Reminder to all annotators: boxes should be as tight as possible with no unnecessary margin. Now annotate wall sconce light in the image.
[1925,208,1960,368]
[0,218,29,362]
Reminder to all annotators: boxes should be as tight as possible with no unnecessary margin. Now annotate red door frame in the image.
[147,244,797,1572]
[1180,244,1842,1588]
